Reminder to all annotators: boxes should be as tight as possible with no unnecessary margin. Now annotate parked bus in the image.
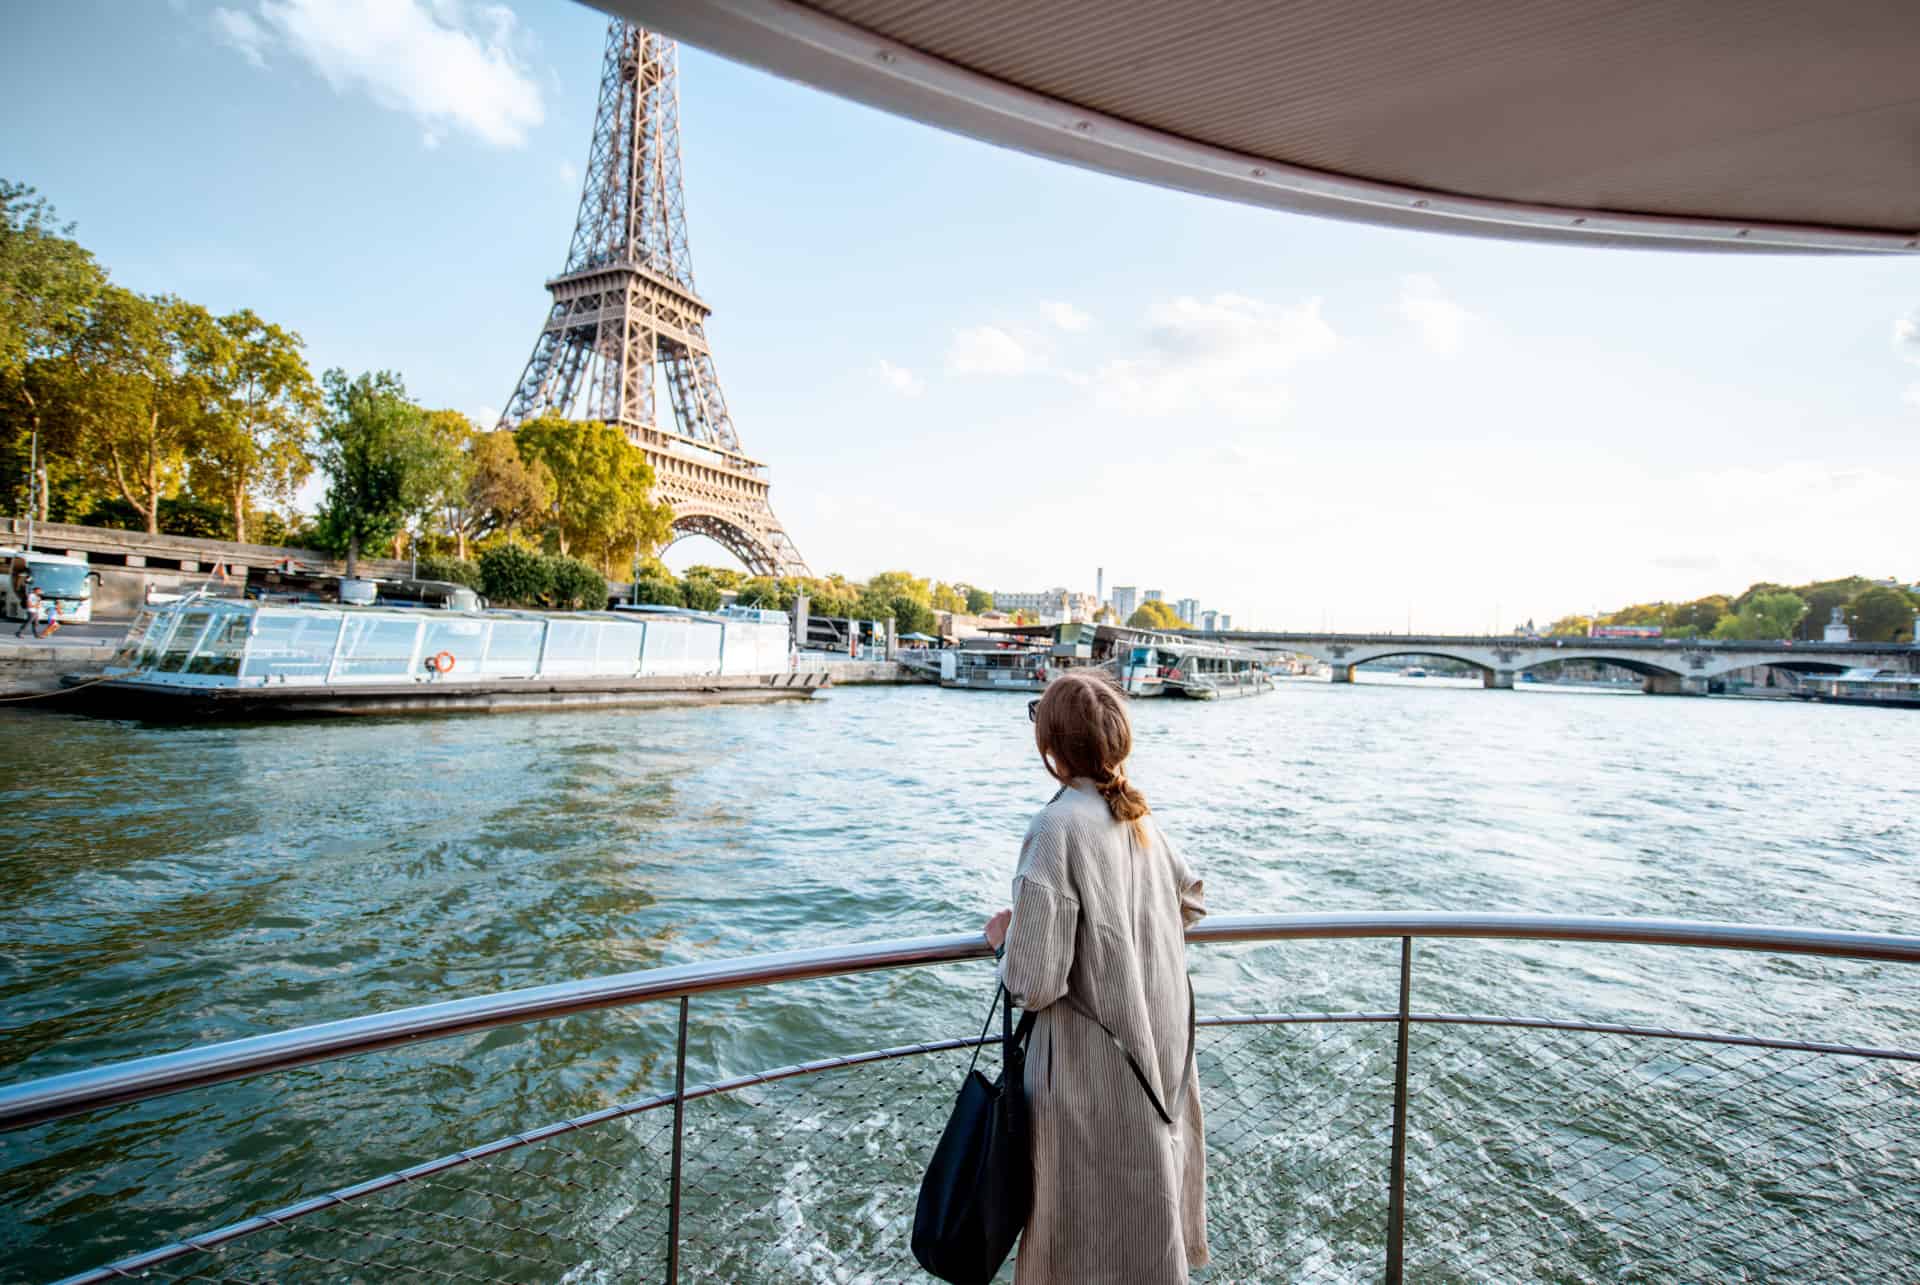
[2,548,100,625]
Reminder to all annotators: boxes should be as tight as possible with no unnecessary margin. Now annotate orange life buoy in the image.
[432,650,456,674]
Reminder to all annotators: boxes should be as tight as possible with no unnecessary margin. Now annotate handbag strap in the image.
[965,984,1035,1081]
[1063,976,1196,1127]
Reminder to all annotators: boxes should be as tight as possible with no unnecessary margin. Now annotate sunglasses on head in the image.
[1027,699,1039,722]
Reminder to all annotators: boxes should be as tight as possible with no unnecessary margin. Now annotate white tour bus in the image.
[3,548,101,624]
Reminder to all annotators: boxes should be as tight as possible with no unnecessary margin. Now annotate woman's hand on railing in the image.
[983,909,1011,951]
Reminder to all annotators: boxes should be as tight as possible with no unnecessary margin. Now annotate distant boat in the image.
[1400,665,1429,678]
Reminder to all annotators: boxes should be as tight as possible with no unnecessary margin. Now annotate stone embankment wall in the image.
[810,660,915,685]
[2,519,411,619]
[0,641,116,696]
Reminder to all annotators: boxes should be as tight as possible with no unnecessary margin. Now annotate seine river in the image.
[2,680,1916,1281]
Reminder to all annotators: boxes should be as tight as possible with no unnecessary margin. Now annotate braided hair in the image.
[1032,669,1151,842]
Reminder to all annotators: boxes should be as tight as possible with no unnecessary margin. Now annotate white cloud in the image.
[473,405,500,429]
[211,7,271,68]
[559,159,579,188]
[1039,299,1091,332]
[875,359,924,397]
[946,325,1034,376]
[209,0,545,148]
[1894,314,1920,365]
[1089,293,1338,418]
[1396,274,1472,355]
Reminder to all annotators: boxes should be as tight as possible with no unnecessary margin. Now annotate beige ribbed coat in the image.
[997,781,1208,1284]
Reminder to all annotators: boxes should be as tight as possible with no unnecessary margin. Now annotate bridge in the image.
[1202,632,1920,695]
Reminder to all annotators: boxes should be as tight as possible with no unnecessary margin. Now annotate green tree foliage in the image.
[413,554,482,590]
[887,595,936,637]
[964,587,994,614]
[0,181,108,521]
[1128,600,1187,631]
[314,369,456,575]
[863,569,931,605]
[512,415,673,570]
[929,581,965,613]
[189,309,320,543]
[684,564,744,591]
[84,493,232,539]
[446,428,551,559]
[1710,591,1806,641]
[547,555,609,611]
[478,542,552,607]
[630,575,683,606]
[1546,616,1592,636]
[735,575,790,610]
[681,576,723,611]
[1847,586,1918,642]
[1792,578,1873,640]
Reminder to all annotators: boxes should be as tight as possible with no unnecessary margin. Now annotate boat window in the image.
[420,618,487,675]
[335,615,422,678]
[111,610,157,666]
[186,612,250,676]
[157,611,213,672]
[542,619,600,672]
[240,612,344,681]
[478,619,543,675]
[596,621,644,673]
[135,612,180,668]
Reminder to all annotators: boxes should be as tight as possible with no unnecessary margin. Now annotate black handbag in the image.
[912,983,1035,1284]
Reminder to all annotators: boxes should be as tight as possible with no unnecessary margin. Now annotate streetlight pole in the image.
[24,423,37,552]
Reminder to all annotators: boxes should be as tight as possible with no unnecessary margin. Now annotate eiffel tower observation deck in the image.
[499,21,810,579]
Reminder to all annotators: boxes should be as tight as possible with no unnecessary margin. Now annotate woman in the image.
[983,670,1208,1283]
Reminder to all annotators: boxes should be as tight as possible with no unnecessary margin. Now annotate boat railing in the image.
[4,912,1918,1283]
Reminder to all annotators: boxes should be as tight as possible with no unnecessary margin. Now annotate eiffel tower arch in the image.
[498,21,810,579]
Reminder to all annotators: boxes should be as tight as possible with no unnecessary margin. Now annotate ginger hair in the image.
[1033,669,1151,841]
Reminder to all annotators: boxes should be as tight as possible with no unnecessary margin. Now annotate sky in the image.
[5,0,1917,632]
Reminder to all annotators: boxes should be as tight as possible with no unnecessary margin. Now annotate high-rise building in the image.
[1176,597,1200,625]
[1144,589,1164,603]
[1218,613,1233,631]
[1112,586,1139,620]
[1096,567,1104,607]
[1200,610,1218,631]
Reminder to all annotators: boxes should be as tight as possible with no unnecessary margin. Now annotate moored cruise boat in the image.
[59,595,825,718]
[936,639,1049,690]
[1119,635,1276,699]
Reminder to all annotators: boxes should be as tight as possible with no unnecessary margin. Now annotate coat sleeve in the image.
[998,818,1079,1011]
[1161,822,1208,928]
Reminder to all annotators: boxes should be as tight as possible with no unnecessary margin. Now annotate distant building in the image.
[1144,589,1164,603]
[1112,586,1139,620]
[1176,597,1200,625]
[1096,567,1104,607]
[1822,606,1852,642]
[1217,613,1233,630]
[992,587,1098,623]
[1200,610,1218,631]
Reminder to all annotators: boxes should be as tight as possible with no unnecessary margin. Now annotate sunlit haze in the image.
[7,0,1915,630]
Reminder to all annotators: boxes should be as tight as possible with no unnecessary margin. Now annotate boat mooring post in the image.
[1386,937,1412,1284]
[667,996,689,1283]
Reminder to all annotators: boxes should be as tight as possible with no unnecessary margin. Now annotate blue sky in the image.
[6,0,1916,631]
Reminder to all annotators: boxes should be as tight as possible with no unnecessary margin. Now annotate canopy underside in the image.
[613,0,1920,253]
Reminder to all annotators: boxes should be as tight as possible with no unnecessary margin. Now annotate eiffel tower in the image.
[499,21,810,578]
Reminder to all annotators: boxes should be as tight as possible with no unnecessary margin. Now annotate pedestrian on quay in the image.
[14,583,40,639]
[982,669,1208,1283]
[37,591,59,638]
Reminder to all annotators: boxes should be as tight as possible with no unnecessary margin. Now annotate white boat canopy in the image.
[612,0,1920,254]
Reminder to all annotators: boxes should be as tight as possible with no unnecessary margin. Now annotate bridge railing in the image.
[5,913,1919,1283]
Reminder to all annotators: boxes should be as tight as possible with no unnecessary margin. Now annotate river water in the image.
[2,679,1917,1281]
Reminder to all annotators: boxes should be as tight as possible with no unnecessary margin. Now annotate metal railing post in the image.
[667,996,689,1283]
[1386,936,1412,1284]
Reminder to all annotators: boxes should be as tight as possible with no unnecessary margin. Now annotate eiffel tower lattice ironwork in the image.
[498,21,810,578]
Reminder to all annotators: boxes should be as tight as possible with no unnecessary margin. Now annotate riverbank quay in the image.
[0,632,117,697]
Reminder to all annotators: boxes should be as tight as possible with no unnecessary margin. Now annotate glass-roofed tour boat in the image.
[62,593,824,718]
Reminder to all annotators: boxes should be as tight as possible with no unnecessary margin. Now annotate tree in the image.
[930,581,966,613]
[1793,578,1872,640]
[1546,615,1593,637]
[1128,600,1186,630]
[684,564,745,591]
[447,429,552,559]
[414,554,482,590]
[547,555,609,610]
[631,575,683,606]
[189,309,319,543]
[513,414,673,569]
[681,576,723,611]
[478,542,552,607]
[864,569,931,605]
[313,369,453,576]
[0,181,108,521]
[1711,591,1806,640]
[1847,586,1918,642]
[66,290,210,535]
[964,586,994,614]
